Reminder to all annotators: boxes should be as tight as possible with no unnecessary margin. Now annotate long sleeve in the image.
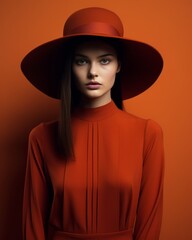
[133,120,164,240]
[23,128,51,240]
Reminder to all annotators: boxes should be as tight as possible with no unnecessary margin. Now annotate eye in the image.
[100,58,111,65]
[74,58,88,66]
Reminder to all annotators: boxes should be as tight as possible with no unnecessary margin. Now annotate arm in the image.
[23,127,51,240]
[133,120,165,240]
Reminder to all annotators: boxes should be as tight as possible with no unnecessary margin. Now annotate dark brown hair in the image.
[58,37,123,159]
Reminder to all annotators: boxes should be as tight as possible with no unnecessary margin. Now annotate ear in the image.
[116,61,121,73]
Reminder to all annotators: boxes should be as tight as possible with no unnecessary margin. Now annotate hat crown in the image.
[63,7,124,37]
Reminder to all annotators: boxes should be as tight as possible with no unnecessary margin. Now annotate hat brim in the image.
[21,34,163,99]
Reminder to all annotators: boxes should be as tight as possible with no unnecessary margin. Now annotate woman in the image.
[21,7,164,240]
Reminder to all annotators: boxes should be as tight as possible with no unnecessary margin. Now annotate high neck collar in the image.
[72,101,119,121]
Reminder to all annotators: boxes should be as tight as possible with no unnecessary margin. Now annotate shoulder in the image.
[116,109,148,129]
[28,121,61,160]
[117,108,145,123]
[144,119,163,141]
[118,109,163,139]
[121,109,162,129]
[142,119,164,160]
[29,120,58,142]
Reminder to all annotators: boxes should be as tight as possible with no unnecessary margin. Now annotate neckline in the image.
[72,101,119,121]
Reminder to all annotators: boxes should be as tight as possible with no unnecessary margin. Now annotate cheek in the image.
[104,67,118,82]
[109,76,116,88]
[72,67,85,83]
[72,66,79,78]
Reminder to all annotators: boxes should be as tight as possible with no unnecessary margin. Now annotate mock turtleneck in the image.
[72,101,120,121]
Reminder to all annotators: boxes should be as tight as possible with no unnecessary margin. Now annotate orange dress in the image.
[23,101,164,240]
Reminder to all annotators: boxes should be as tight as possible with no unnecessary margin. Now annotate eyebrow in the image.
[74,53,114,58]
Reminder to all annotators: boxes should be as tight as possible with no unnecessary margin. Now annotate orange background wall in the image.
[1,0,192,239]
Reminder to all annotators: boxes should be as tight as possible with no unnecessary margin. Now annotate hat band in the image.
[64,22,122,37]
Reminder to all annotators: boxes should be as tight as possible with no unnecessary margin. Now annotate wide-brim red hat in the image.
[21,7,163,100]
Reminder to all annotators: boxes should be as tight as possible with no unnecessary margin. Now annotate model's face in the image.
[72,40,120,107]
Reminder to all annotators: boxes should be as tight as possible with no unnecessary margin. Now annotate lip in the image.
[85,81,101,89]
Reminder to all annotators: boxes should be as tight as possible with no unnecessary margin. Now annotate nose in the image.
[88,63,98,79]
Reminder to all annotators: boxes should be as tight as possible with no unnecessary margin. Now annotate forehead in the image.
[74,39,117,55]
